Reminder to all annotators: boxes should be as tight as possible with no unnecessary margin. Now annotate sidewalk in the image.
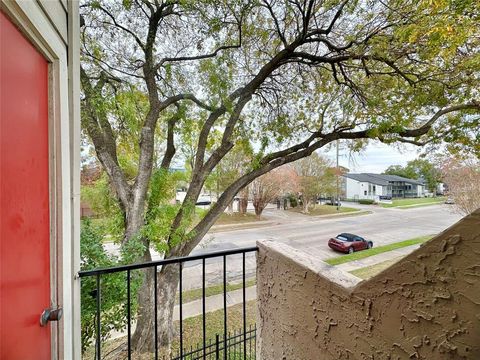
[173,286,256,320]
[334,244,421,272]
[110,286,257,340]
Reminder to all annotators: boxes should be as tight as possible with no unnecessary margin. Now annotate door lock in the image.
[40,307,63,327]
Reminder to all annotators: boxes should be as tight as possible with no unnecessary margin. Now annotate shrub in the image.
[288,194,298,208]
[358,199,375,205]
[80,219,144,352]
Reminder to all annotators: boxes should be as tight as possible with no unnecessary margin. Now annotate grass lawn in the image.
[325,235,434,266]
[214,212,261,225]
[381,197,445,208]
[171,300,257,356]
[289,205,360,216]
[349,257,404,279]
[177,279,256,304]
[86,301,257,360]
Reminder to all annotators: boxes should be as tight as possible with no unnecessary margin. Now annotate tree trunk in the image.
[253,199,265,219]
[239,187,248,214]
[123,206,179,355]
[132,258,180,355]
[303,198,310,214]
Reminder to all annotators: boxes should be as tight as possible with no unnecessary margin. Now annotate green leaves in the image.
[80,220,143,352]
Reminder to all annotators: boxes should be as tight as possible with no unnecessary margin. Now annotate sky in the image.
[323,140,421,174]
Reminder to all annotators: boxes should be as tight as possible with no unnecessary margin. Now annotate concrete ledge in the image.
[257,240,361,289]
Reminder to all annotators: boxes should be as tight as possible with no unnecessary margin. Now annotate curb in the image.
[209,220,277,232]
[309,210,372,219]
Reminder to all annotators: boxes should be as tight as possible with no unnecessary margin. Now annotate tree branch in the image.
[160,112,180,169]
[96,3,145,51]
[80,67,132,209]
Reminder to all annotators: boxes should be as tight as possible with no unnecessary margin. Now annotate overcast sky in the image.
[323,140,421,174]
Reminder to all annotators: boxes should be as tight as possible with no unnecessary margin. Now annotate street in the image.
[201,203,462,257]
[104,203,463,290]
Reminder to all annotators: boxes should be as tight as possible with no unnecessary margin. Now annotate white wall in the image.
[345,177,360,199]
[345,177,387,200]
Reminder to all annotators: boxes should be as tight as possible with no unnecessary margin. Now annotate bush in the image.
[288,195,298,208]
[358,199,375,205]
[80,219,144,352]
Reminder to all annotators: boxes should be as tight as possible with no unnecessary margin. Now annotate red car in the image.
[328,233,373,254]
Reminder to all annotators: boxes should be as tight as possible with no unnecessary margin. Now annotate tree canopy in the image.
[383,158,442,192]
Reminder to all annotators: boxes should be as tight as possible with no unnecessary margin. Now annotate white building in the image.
[343,173,425,200]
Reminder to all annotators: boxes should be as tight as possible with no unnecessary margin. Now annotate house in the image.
[343,173,425,200]
[418,176,446,196]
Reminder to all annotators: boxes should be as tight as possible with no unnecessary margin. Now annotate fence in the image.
[78,246,258,359]
[170,325,256,360]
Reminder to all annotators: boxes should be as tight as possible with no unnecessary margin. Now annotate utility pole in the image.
[336,139,340,211]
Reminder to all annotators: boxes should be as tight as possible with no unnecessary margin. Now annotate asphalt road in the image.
[104,203,463,290]
[200,203,462,257]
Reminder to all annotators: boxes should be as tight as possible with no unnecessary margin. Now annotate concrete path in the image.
[110,286,257,340]
[173,286,256,321]
[335,244,421,272]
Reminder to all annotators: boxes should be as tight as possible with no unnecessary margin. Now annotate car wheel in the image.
[367,242,373,249]
[348,247,354,254]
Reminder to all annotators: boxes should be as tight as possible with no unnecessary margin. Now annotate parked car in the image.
[325,198,341,206]
[445,198,455,204]
[196,194,212,206]
[328,233,373,254]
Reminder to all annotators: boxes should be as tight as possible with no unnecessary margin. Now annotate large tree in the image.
[251,166,299,217]
[293,152,336,213]
[441,157,480,215]
[80,0,480,353]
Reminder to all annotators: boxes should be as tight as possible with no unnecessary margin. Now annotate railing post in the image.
[215,334,219,360]
[95,274,101,360]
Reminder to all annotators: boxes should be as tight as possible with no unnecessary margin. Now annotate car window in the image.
[355,237,364,241]
[336,235,348,241]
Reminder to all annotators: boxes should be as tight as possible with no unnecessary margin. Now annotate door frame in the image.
[1,2,80,359]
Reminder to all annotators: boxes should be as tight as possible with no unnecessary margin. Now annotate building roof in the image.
[343,173,424,186]
[343,173,389,185]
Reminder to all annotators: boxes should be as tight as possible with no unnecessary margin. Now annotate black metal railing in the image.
[78,246,258,360]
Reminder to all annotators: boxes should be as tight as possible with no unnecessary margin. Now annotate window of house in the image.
[373,185,376,194]
[364,190,367,195]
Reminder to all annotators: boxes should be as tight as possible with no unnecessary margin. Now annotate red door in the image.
[1,11,52,359]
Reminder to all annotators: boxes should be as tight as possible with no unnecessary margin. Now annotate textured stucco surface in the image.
[257,210,480,360]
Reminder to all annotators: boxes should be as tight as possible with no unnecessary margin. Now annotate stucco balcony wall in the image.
[256,209,480,360]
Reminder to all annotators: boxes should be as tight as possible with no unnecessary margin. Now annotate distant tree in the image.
[383,165,416,179]
[384,159,442,193]
[204,143,252,214]
[238,187,249,214]
[441,158,480,215]
[293,153,336,213]
[405,159,442,193]
[251,166,299,218]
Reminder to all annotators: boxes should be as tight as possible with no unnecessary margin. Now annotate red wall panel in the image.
[1,11,51,359]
